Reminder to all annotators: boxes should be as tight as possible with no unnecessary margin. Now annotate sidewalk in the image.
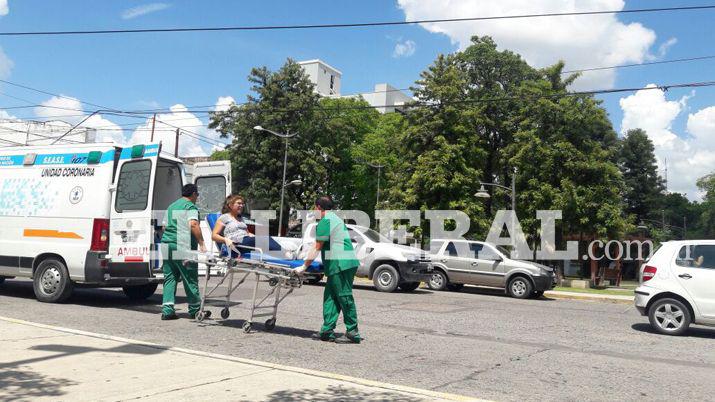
[544,290,634,302]
[0,316,478,402]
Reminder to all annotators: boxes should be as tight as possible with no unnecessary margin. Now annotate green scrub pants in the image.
[320,267,359,336]
[161,255,201,317]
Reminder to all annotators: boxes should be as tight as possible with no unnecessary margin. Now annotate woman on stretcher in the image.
[211,195,293,258]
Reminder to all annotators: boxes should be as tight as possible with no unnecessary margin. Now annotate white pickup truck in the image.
[278,223,433,292]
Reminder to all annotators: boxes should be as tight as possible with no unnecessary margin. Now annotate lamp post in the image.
[366,161,385,208]
[253,125,298,236]
[637,217,687,240]
[475,169,517,247]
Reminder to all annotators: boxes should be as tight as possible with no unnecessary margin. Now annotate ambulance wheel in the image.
[265,318,276,331]
[0,276,5,285]
[122,283,158,300]
[242,322,252,333]
[221,307,230,319]
[373,264,399,293]
[33,259,74,303]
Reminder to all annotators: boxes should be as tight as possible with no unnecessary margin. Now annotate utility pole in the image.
[174,128,180,157]
[367,162,385,208]
[150,113,157,142]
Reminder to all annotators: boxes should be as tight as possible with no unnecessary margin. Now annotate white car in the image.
[634,240,715,335]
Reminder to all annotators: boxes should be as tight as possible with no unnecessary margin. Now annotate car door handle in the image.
[678,273,692,279]
[471,262,478,266]
[440,259,448,263]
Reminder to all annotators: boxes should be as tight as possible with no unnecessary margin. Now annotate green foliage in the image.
[618,129,666,223]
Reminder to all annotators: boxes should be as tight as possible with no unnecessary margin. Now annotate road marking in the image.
[0,315,485,402]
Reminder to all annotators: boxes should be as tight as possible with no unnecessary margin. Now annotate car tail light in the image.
[642,265,657,282]
[91,218,110,252]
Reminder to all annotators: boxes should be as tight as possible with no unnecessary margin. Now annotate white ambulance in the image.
[0,142,230,303]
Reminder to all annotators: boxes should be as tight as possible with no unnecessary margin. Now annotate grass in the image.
[551,286,635,296]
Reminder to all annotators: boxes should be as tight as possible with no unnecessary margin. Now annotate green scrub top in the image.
[316,211,359,277]
[161,197,199,250]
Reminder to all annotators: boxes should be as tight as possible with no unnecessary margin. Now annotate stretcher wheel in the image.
[268,278,279,287]
[196,311,205,322]
[265,318,276,331]
[221,307,230,319]
[242,322,252,333]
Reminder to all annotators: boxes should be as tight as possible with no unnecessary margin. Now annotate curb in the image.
[544,291,634,303]
[0,315,484,402]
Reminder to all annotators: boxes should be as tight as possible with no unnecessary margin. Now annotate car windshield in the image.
[358,227,390,243]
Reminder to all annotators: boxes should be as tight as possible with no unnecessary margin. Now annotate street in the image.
[1,277,714,401]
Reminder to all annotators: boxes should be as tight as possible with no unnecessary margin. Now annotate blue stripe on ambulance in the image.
[2,145,161,166]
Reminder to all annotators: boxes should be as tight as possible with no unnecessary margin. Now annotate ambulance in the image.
[0,142,230,303]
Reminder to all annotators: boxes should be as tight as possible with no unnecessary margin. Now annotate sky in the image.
[0,0,714,199]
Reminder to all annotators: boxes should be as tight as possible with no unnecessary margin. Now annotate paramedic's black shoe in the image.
[312,331,336,342]
[344,330,362,344]
[189,310,211,320]
[161,312,178,321]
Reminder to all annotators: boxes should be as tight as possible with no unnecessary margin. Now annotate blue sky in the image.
[0,0,714,197]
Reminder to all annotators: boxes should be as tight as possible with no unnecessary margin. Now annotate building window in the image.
[330,75,335,91]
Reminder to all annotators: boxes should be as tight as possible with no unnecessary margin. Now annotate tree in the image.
[618,128,666,223]
[209,60,381,231]
[697,173,715,238]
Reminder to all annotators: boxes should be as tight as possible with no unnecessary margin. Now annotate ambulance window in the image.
[115,160,151,212]
[195,175,226,219]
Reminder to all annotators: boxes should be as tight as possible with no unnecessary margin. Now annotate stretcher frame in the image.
[190,245,303,333]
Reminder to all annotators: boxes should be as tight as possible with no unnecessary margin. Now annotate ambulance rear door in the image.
[108,143,160,279]
[192,160,231,273]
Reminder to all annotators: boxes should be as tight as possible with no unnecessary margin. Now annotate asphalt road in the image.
[1,277,714,402]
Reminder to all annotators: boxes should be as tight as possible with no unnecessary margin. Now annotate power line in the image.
[562,54,715,74]
[1,5,714,37]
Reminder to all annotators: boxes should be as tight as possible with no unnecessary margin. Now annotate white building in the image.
[0,120,97,146]
[298,59,412,113]
[297,59,342,97]
[360,83,413,114]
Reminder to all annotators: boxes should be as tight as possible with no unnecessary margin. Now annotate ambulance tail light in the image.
[91,219,110,252]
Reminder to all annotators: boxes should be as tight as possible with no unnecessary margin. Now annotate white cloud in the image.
[656,37,677,59]
[214,96,235,112]
[129,103,228,157]
[397,0,657,90]
[393,39,416,58]
[0,46,14,79]
[121,3,170,20]
[33,95,126,144]
[0,0,8,16]
[620,86,715,200]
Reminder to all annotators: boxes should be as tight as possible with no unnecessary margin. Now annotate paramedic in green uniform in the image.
[297,196,361,343]
[160,184,208,321]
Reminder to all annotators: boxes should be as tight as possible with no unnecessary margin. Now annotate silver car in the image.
[428,239,556,298]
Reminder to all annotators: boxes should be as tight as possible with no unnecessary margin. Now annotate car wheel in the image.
[0,276,5,285]
[33,259,74,303]
[446,283,464,292]
[507,276,533,299]
[305,274,324,285]
[398,281,421,292]
[427,270,448,291]
[373,264,399,292]
[648,298,692,336]
[122,283,159,300]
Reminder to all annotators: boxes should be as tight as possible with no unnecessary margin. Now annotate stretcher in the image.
[188,245,321,333]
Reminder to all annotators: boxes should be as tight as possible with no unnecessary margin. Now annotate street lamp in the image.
[365,161,385,208]
[253,125,298,236]
[473,170,516,213]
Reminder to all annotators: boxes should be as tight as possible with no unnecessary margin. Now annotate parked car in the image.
[278,224,433,292]
[634,240,715,335]
[428,239,556,298]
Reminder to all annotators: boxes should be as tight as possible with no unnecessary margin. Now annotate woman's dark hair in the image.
[315,196,333,210]
[222,195,245,214]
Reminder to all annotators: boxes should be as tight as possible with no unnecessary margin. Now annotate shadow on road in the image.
[0,342,165,401]
[257,387,425,402]
[631,323,715,339]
